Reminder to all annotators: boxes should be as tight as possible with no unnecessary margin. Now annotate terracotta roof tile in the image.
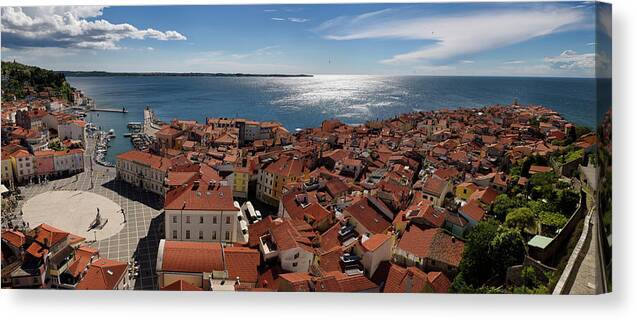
[397,226,465,268]
[160,240,224,273]
[345,196,393,235]
[361,233,391,252]
[2,230,26,248]
[164,183,238,211]
[117,150,171,172]
[224,246,261,283]
[161,279,203,291]
[76,258,127,290]
[383,264,429,293]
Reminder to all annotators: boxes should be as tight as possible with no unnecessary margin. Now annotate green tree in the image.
[505,207,537,232]
[455,220,500,288]
[491,194,525,221]
[489,227,527,276]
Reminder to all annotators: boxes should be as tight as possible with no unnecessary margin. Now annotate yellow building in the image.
[1,150,15,187]
[233,166,249,198]
[256,155,304,207]
[455,182,479,201]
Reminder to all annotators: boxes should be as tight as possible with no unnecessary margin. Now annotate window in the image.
[172,230,177,239]
[225,216,231,224]
[212,231,217,240]
[200,216,204,224]
[186,216,190,224]
[185,230,190,239]
[199,231,203,240]
[213,216,217,224]
[293,253,300,259]
[172,216,177,223]
[292,262,298,267]
[225,231,230,241]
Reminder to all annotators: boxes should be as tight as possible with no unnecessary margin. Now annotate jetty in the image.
[143,107,161,135]
[88,107,128,113]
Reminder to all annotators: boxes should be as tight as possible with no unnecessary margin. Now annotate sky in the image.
[0,2,611,77]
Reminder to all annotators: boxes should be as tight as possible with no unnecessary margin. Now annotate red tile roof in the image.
[224,246,261,283]
[469,187,499,205]
[383,264,429,293]
[529,165,553,174]
[33,223,69,247]
[397,226,465,268]
[159,240,224,273]
[278,272,313,292]
[459,199,486,222]
[164,182,238,211]
[361,233,391,252]
[2,230,25,248]
[76,258,127,290]
[422,175,449,197]
[264,155,304,177]
[26,242,47,258]
[345,196,393,235]
[117,150,171,172]
[404,201,445,228]
[67,245,99,277]
[318,246,344,274]
[248,216,275,247]
[333,273,378,292]
[319,222,341,253]
[161,279,203,291]
[427,271,451,293]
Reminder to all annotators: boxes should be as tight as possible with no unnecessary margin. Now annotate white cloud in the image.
[1,6,186,50]
[503,60,525,64]
[460,60,474,64]
[316,7,585,65]
[544,50,609,77]
[288,18,309,23]
[271,17,309,23]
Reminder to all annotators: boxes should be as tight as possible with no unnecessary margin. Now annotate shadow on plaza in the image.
[133,211,164,290]
[101,179,163,210]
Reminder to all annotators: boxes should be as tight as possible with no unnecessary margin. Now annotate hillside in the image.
[1,61,73,102]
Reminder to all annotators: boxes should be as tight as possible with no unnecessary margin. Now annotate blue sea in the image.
[67,75,600,162]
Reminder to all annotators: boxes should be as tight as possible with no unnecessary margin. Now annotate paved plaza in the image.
[8,137,164,290]
[22,190,125,241]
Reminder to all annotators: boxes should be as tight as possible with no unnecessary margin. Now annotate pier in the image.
[88,107,128,113]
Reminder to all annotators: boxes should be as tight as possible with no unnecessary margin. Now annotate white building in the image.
[257,218,315,273]
[164,181,246,244]
[54,149,85,175]
[116,150,170,196]
[58,120,86,144]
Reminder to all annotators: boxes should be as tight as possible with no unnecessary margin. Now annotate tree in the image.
[491,194,525,221]
[489,227,527,277]
[505,207,537,233]
[539,211,568,236]
[557,189,580,215]
[454,220,500,288]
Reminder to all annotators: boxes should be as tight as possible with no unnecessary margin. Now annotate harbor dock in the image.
[88,107,128,113]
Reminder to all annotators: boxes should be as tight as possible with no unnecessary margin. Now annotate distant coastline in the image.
[59,71,313,78]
